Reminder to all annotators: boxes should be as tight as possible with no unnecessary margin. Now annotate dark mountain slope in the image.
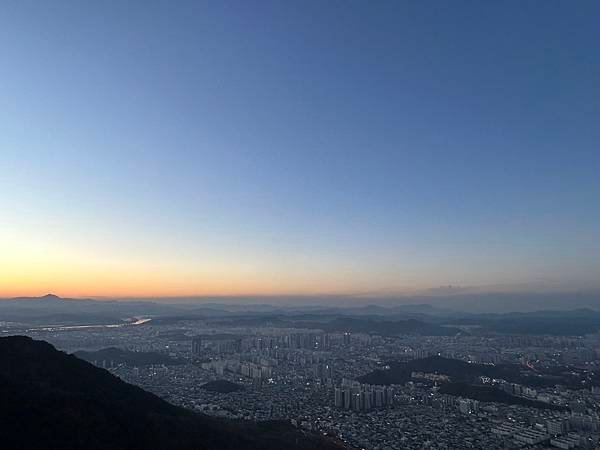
[0,336,342,450]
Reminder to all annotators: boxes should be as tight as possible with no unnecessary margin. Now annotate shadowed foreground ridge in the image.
[0,336,343,450]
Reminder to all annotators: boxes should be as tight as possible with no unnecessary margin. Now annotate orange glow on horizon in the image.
[0,258,424,299]
[0,236,430,298]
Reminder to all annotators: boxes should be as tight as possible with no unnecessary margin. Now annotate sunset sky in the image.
[1,1,599,299]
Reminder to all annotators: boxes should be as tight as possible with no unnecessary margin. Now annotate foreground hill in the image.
[0,336,342,450]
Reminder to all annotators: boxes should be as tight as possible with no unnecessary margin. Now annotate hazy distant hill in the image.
[212,315,463,336]
[5,294,600,337]
[0,336,342,450]
[313,317,462,336]
[0,294,234,325]
[450,309,600,335]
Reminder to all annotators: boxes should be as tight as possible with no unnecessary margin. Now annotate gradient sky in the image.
[1,1,599,298]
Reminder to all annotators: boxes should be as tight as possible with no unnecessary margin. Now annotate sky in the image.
[1,0,599,299]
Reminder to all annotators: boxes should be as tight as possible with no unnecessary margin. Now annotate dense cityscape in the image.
[5,302,600,450]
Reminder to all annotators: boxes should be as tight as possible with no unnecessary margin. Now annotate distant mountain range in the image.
[3,294,600,336]
[0,336,342,450]
[0,294,232,324]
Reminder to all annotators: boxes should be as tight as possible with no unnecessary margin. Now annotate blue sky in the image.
[1,1,599,297]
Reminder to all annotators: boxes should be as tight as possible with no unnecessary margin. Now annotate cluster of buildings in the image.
[334,379,395,412]
[192,335,241,355]
[492,422,584,448]
[200,356,273,384]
